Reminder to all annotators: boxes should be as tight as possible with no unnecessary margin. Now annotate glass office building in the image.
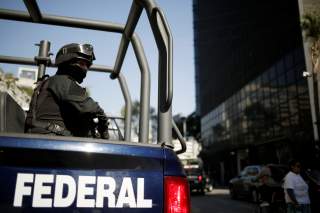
[193,0,315,182]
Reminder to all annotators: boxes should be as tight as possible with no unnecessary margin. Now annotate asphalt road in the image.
[191,189,256,213]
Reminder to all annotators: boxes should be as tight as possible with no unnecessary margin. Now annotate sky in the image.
[0,0,195,117]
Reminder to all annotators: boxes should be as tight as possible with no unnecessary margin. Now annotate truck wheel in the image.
[206,184,213,192]
[200,188,205,195]
[229,185,237,199]
[251,188,258,203]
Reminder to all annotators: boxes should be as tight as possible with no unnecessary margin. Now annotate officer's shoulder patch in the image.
[68,81,86,96]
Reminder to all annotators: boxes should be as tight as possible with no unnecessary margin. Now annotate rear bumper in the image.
[188,180,205,190]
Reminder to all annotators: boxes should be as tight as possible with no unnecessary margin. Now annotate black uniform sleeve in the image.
[48,75,107,120]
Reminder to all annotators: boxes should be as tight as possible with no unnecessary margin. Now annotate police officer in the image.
[25,43,109,138]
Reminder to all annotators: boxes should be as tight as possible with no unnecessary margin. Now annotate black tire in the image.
[229,185,237,199]
[253,205,261,213]
[251,188,259,203]
[200,187,205,195]
[273,203,286,213]
[253,204,271,213]
[206,184,213,192]
[260,206,271,213]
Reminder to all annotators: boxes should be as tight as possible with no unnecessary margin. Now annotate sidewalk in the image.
[208,188,229,195]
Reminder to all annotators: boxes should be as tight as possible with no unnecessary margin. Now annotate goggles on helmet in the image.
[55,43,96,66]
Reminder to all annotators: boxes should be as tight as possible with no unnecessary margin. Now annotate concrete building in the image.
[173,137,202,160]
[16,67,38,89]
[0,70,31,110]
[193,0,317,184]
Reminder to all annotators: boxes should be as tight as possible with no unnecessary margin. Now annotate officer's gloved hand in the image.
[89,118,99,138]
[97,118,109,139]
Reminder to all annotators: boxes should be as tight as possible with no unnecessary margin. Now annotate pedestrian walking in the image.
[283,160,311,213]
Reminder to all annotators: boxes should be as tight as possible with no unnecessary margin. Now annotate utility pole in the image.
[298,0,320,148]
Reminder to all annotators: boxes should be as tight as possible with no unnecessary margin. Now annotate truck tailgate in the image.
[0,134,164,212]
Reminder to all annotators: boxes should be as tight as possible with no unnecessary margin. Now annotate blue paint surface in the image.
[0,135,176,212]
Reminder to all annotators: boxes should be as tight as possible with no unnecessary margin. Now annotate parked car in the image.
[229,164,288,202]
[304,168,320,213]
[205,175,214,192]
[229,165,261,201]
[182,158,214,194]
[184,164,206,194]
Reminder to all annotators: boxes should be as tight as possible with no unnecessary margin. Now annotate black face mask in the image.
[57,63,88,83]
[70,63,88,83]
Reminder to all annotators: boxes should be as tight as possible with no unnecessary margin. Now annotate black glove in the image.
[97,118,109,139]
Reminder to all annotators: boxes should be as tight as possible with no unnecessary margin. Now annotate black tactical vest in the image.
[25,76,66,135]
[25,69,107,137]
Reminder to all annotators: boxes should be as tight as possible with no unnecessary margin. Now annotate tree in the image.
[173,112,201,140]
[121,100,140,135]
[172,114,185,139]
[301,11,320,148]
[121,100,157,142]
[186,112,201,139]
[301,11,320,73]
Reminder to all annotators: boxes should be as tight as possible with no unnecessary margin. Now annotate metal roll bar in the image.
[0,0,185,150]
[172,120,187,154]
[110,0,143,80]
[131,34,150,145]
[138,0,173,111]
[34,40,51,80]
[118,73,132,141]
[0,8,149,143]
[0,54,132,141]
[137,0,173,145]
[0,8,124,33]
[23,0,42,22]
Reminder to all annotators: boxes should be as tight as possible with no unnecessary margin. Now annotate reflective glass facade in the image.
[201,48,312,148]
[193,0,315,180]
[193,0,303,117]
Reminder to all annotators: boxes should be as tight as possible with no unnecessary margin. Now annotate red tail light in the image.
[164,176,190,213]
[198,175,203,182]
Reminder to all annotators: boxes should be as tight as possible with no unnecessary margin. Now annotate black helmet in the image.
[55,43,95,66]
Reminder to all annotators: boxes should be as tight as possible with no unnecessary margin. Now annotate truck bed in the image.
[0,133,185,212]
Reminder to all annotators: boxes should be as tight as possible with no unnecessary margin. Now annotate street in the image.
[191,189,255,213]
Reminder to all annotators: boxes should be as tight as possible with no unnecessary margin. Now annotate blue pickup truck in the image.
[0,0,190,212]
